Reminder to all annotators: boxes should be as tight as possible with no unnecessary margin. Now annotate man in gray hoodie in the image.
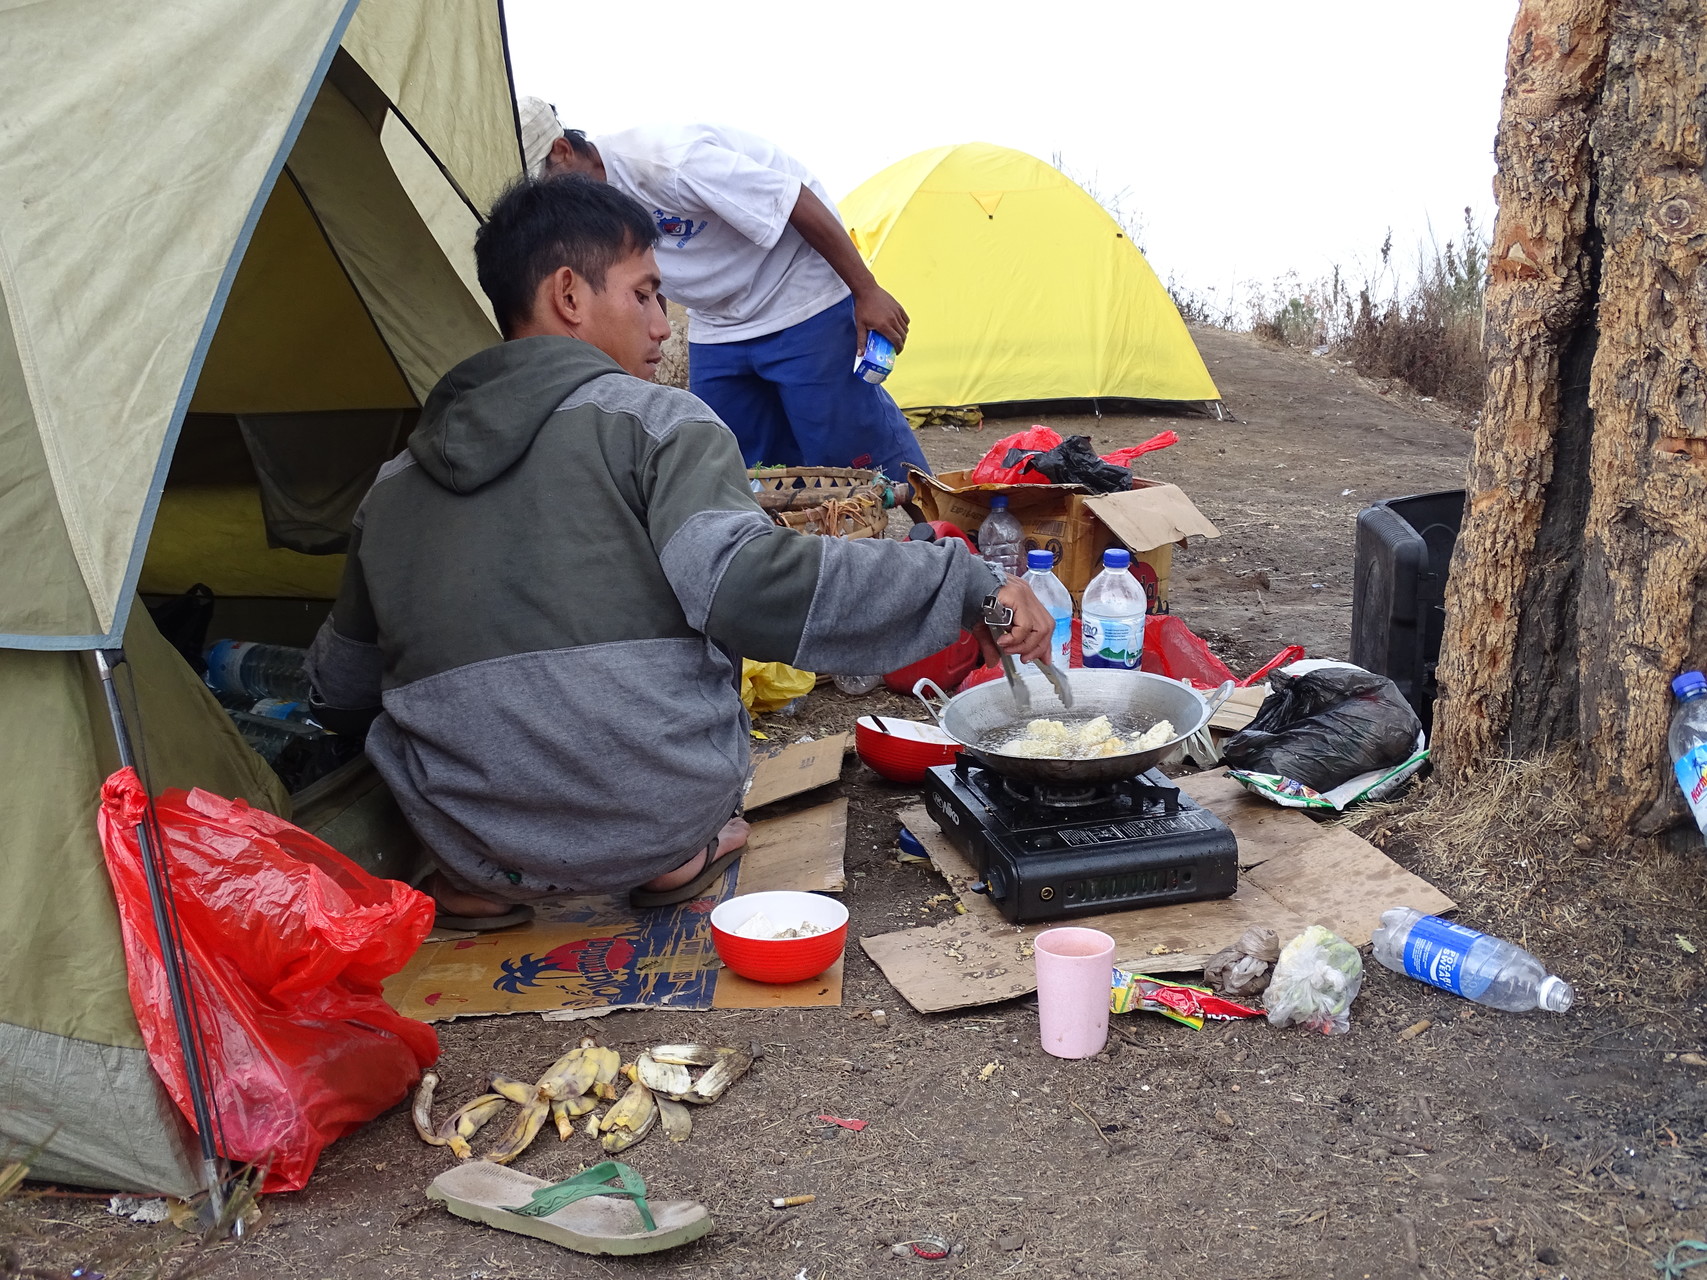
[308,175,1051,923]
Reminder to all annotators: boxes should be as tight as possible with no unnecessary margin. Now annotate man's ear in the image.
[531,265,582,334]
[546,135,576,174]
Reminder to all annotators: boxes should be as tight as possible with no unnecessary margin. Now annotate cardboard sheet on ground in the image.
[861,771,1454,1014]
[386,744,849,1021]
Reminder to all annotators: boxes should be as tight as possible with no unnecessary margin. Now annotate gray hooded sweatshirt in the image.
[307,335,997,899]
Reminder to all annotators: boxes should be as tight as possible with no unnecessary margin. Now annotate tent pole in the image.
[93,649,230,1223]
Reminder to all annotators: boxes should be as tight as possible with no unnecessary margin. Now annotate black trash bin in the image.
[1350,490,1465,731]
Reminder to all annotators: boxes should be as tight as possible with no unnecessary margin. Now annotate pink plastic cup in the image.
[1034,927,1116,1059]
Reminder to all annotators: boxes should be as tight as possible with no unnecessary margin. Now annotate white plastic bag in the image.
[1264,925,1364,1035]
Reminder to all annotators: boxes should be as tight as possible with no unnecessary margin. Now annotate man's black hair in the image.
[561,127,598,161]
[475,174,659,335]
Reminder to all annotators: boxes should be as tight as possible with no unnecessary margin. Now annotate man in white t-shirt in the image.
[518,98,930,479]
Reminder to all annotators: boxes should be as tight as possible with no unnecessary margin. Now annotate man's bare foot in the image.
[426,871,514,918]
[641,817,751,892]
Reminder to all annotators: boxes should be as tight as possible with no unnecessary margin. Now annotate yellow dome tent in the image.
[842,143,1220,412]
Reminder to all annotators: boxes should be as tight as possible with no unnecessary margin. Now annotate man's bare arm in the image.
[787,185,909,353]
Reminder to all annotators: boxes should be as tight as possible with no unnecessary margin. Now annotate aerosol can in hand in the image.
[1371,908,1574,1012]
[1669,670,1707,837]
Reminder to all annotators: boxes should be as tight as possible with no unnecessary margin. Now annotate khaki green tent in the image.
[0,0,517,1193]
[841,143,1221,413]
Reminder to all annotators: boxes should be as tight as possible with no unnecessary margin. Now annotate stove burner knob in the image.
[1026,833,1056,851]
[985,867,1009,901]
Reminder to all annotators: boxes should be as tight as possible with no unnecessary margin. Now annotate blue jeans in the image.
[689,295,931,479]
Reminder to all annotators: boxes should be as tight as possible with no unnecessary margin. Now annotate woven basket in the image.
[748,466,891,540]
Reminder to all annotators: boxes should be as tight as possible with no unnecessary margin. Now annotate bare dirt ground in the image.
[11,329,1707,1280]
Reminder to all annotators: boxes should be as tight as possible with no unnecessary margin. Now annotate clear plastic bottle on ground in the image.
[976,495,1025,579]
[1080,549,1146,670]
[1021,549,1073,673]
[1370,907,1574,1012]
[832,674,884,696]
[249,698,321,727]
[1669,670,1707,836]
[204,640,311,702]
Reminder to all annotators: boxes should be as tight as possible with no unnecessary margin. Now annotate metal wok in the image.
[914,669,1234,787]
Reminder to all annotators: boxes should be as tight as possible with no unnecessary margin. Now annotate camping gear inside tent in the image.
[840,143,1221,414]
[0,0,517,1196]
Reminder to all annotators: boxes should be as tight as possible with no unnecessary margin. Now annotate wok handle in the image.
[1193,679,1237,734]
[912,677,951,725]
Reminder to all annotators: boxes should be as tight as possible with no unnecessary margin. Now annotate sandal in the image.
[426,1159,711,1255]
[433,904,535,933]
[628,844,744,910]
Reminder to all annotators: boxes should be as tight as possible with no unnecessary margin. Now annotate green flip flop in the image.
[426,1160,711,1255]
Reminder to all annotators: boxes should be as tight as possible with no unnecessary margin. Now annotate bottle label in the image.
[1024,616,1074,675]
[204,640,254,699]
[1675,745,1707,830]
[1399,915,1485,995]
[1082,615,1142,669]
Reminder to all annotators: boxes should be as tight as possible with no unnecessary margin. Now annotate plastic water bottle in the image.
[1081,548,1146,669]
[228,710,324,766]
[833,674,884,696]
[249,698,321,727]
[1669,670,1707,836]
[204,640,311,702]
[977,495,1025,579]
[1021,549,1073,673]
[1370,908,1574,1012]
[853,331,896,383]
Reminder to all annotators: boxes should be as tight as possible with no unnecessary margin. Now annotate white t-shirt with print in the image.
[595,124,851,344]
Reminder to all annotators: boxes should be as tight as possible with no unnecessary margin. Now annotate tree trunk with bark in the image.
[1435,0,1707,845]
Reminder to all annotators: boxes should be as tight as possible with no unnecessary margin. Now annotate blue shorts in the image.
[689,295,931,479]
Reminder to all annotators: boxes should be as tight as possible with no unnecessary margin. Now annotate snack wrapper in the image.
[1110,970,1265,1029]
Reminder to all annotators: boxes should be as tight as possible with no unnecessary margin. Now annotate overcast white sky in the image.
[506,1,1517,311]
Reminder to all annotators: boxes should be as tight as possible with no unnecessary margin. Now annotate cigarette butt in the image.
[770,1194,816,1208]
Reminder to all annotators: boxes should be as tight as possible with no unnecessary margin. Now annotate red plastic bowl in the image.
[855,716,962,784]
[711,891,849,983]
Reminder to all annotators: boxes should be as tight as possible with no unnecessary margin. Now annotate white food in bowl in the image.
[711,890,849,941]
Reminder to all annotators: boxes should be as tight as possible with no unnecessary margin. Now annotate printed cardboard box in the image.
[906,468,1219,607]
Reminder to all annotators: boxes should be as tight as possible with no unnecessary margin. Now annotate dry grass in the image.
[1173,209,1490,411]
[1346,753,1707,1027]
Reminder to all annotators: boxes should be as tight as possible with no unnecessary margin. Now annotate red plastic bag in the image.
[1140,615,1237,688]
[1101,431,1179,468]
[969,426,1062,485]
[98,768,438,1191]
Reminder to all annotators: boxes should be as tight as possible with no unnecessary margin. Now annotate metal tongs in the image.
[981,594,1075,712]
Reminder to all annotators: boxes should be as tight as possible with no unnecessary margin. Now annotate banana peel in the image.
[681,1047,754,1105]
[585,1046,623,1101]
[650,1043,720,1067]
[411,1071,447,1146]
[436,1093,508,1160]
[537,1045,600,1101]
[656,1095,693,1142]
[599,1079,658,1153]
[635,1052,692,1097]
[490,1075,536,1105]
[482,1087,551,1164]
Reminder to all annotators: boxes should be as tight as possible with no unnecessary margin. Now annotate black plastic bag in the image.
[1032,435,1132,493]
[1222,665,1421,792]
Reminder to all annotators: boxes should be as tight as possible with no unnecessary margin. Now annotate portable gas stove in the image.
[922,756,1238,924]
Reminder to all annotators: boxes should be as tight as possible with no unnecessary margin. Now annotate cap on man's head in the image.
[517,95,563,177]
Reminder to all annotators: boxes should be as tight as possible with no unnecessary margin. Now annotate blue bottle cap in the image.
[1027,549,1054,571]
[989,495,1008,510]
[1673,670,1707,698]
[1102,548,1132,569]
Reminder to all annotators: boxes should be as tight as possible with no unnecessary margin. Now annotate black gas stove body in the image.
[922,758,1239,924]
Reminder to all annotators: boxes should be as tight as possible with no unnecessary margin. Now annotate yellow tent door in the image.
[841,143,1219,411]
